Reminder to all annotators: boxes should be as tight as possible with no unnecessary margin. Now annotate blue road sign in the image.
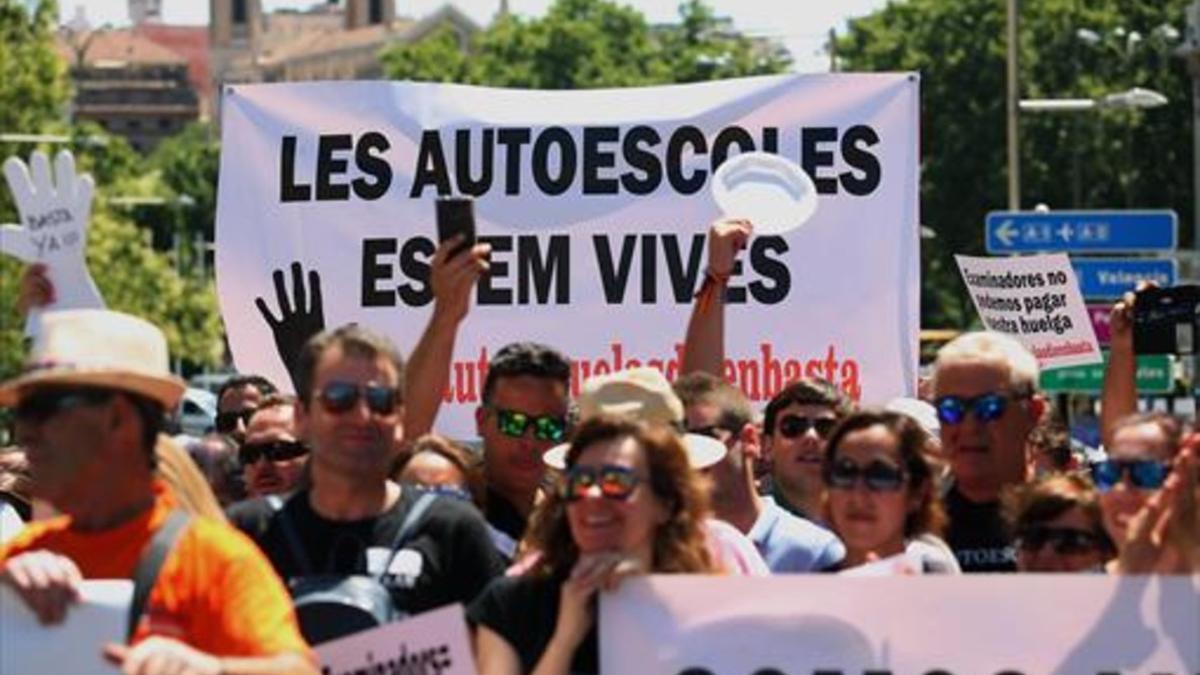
[1071,258,1177,299]
[985,210,1177,254]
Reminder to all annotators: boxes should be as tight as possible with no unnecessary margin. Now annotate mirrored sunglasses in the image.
[317,381,397,416]
[825,458,906,492]
[1016,525,1103,556]
[239,440,308,467]
[215,408,256,434]
[934,392,1017,426]
[1090,459,1170,492]
[495,408,566,442]
[778,415,837,440]
[562,464,641,502]
[15,388,113,424]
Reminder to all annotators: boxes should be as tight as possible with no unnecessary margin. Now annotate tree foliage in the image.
[837,0,1192,329]
[382,0,791,87]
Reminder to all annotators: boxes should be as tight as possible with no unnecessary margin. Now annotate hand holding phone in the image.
[1133,285,1200,355]
[436,196,476,259]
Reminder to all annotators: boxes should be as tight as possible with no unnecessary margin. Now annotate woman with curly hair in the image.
[822,410,956,572]
[469,416,718,675]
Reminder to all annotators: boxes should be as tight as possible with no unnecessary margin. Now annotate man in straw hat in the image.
[0,309,315,674]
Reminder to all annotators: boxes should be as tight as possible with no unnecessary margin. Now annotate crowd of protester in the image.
[1,220,1198,674]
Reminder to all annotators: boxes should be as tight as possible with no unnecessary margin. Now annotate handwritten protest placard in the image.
[1,580,130,673]
[315,603,475,675]
[956,253,1102,369]
[601,575,1200,674]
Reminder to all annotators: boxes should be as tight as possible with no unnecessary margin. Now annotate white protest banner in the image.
[0,580,130,673]
[0,150,105,334]
[216,75,920,434]
[956,253,1102,369]
[601,575,1200,674]
[315,603,475,675]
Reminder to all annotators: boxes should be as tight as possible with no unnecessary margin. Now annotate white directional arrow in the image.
[995,219,1018,247]
[1057,223,1075,242]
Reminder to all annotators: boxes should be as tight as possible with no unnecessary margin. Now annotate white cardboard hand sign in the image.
[1,150,105,333]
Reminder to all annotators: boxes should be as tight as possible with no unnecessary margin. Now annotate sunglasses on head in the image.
[824,458,906,492]
[934,391,1025,426]
[1090,459,1170,492]
[15,388,113,424]
[317,381,397,416]
[778,415,837,440]
[1016,525,1103,556]
[494,408,567,442]
[215,409,256,434]
[239,440,308,467]
[562,464,641,502]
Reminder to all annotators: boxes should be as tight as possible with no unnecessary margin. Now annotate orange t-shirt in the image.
[1,482,310,659]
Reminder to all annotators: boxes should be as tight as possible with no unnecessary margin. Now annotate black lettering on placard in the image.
[802,126,839,194]
[532,127,577,195]
[280,136,310,202]
[497,127,532,195]
[664,233,706,302]
[456,128,494,196]
[754,669,789,675]
[726,259,746,303]
[582,126,620,194]
[620,126,662,195]
[666,125,707,194]
[761,127,779,154]
[811,670,843,675]
[518,234,570,303]
[352,132,391,200]
[594,234,638,303]
[749,236,790,304]
[864,670,894,675]
[840,125,881,196]
[640,233,657,303]
[478,235,513,305]
[411,130,452,197]
[398,236,435,306]
[994,671,1025,675]
[923,670,955,675]
[676,670,715,675]
[362,238,396,306]
[711,126,756,169]
[315,134,352,201]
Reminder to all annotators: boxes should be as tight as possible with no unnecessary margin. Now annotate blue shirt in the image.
[747,496,845,572]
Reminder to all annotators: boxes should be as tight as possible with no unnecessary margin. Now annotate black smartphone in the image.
[436,196,476,259]
[1133,285,1200,355]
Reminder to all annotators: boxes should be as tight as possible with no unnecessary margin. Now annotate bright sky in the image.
[60,0,890,72]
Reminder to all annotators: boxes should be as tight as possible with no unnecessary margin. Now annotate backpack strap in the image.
[127,509,190,642]
[268,494,315,576]
[376,491,437,581]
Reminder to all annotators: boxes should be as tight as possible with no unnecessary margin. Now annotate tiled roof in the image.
[58,29,187,66]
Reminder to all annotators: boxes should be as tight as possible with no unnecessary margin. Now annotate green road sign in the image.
[1040,353,1174,394]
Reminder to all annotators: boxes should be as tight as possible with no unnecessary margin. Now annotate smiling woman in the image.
[467,416,718,675]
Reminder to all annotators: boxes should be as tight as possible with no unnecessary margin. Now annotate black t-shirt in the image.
[467,574,598,675]
[484,487,529,542]
[227,487,506,615]
[943,485,1017,573]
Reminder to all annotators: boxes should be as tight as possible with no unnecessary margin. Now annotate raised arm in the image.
[1100,290,1138,449]
[404,236,490,439]
[681,219,751,378]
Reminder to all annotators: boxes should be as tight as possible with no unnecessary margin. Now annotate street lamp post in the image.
[1007,0,1020,210]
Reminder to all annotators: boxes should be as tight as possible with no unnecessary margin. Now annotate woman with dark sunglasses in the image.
[469,416,718,675]
[1003,474,1113,573]
[822,410,954,573]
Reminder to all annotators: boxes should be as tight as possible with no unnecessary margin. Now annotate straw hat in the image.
[542,367,726,471]
[0,309,185,409]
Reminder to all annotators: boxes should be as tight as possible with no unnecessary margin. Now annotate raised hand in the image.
[255,262,325,393]
[0,551,83,625]
[1,150,104,332]
[707,218,753,277]
[430,235,491,325]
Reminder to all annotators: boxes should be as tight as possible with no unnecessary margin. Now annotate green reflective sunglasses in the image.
[494,408,567,442]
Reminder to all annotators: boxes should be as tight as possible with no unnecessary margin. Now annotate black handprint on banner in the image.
[255,262,325,392]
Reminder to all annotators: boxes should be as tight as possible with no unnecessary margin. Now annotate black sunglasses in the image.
[15,388,113,424]
[934,391,1027,426]
[1016,525,1103,556]
[239,439,308,467]
[562,464,641,502]
[317,381,398,416]
[494,408,567,442]
[215,409,257,434]
[778,415,838,440]
[1090,459,1170,493]
[825,458,906,492]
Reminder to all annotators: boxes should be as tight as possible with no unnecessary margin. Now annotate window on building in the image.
[233,0,247,25]
[370,0,383,24]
